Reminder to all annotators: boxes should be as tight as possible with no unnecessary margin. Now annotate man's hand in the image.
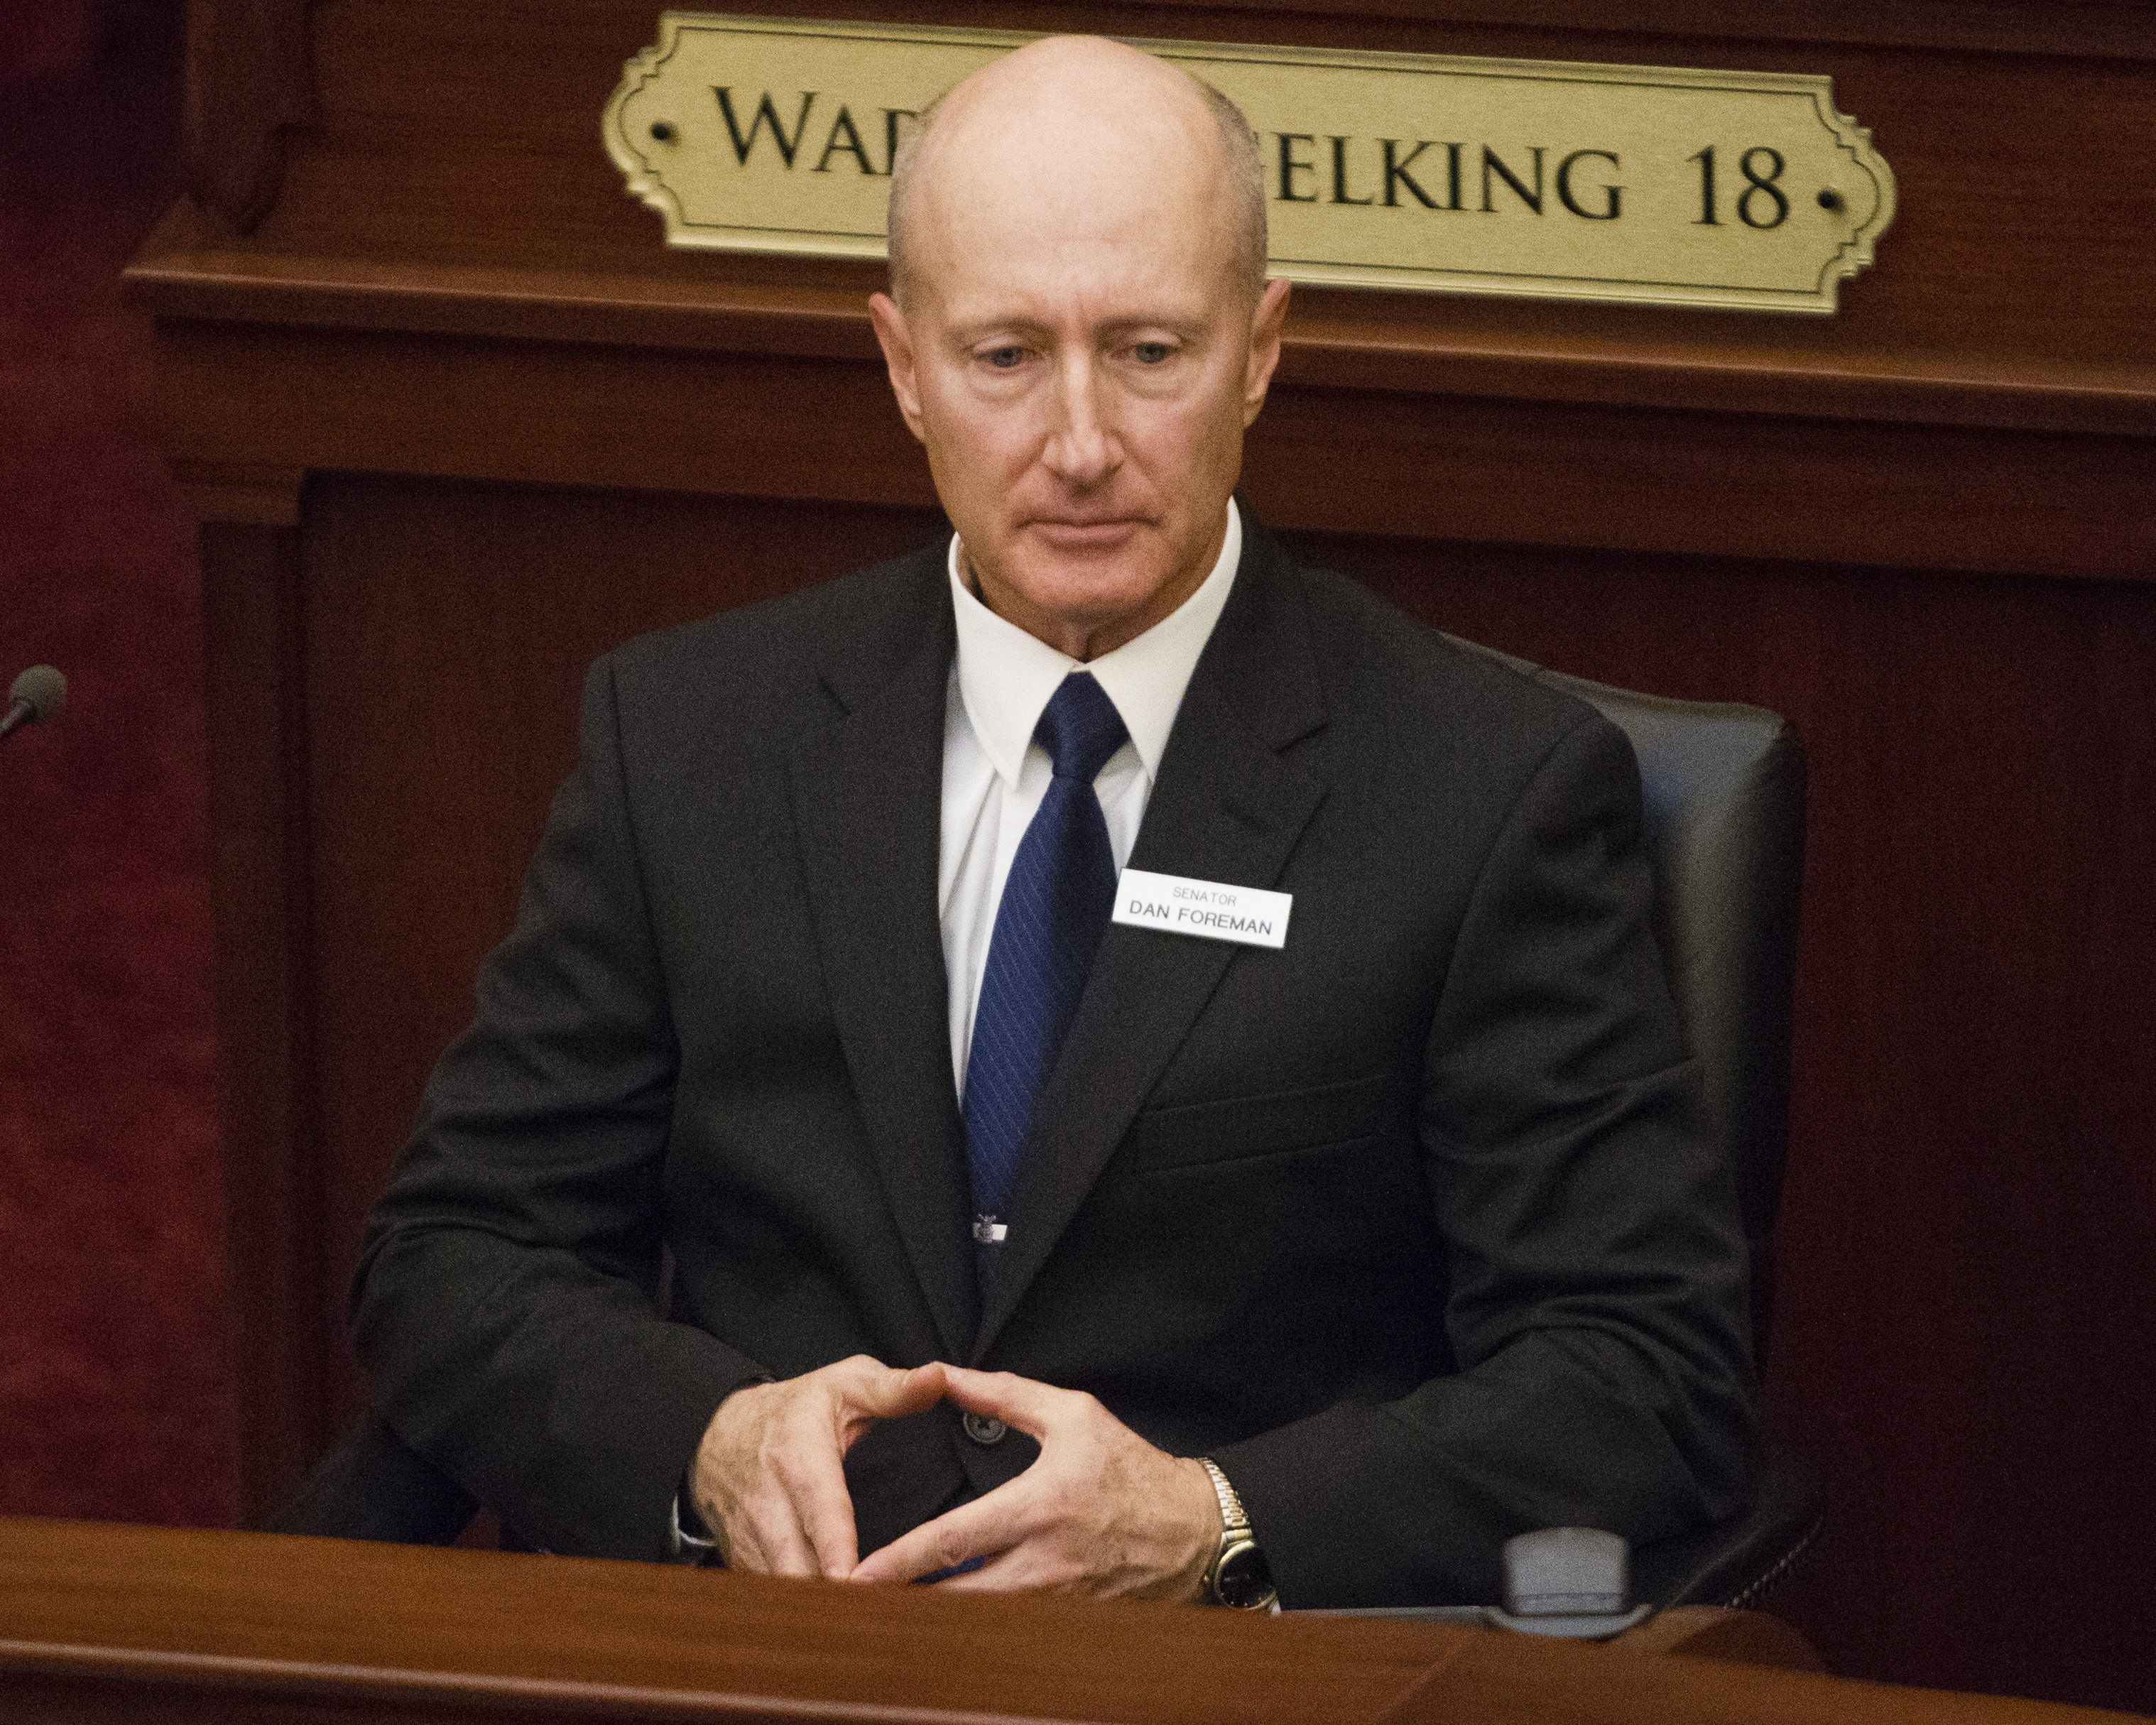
[847,1365,1219,1599]
[691,1355,947,1579]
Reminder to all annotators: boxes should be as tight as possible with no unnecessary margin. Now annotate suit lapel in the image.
[789,558,979,1361]
[972,523,1330,1361]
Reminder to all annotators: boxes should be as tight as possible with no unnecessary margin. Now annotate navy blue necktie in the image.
[964,672,1129,1260]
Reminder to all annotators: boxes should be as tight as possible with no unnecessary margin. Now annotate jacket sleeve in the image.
[351,653,771,1560]
[1212,714,1759,1608]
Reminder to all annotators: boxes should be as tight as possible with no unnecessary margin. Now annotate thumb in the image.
[844,1359,951,1423]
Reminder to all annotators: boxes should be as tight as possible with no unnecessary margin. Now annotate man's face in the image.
[869,47,1290,660]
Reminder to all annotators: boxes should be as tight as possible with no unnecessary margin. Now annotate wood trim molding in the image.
[185,0,314,234]
[1123,0,2156,60]
[197,517,334,1520]
[175,460,306,527]
[124,220,2156,442]
[0,1520,2042,1725]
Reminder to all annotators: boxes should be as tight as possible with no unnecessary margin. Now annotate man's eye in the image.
[1133,342,1172,364]
[982,346,1025,369]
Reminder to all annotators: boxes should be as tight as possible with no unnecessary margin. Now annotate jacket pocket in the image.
[1120,1072,1396,1173]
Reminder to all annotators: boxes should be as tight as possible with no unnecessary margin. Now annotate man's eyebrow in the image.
[944,315,1054,345]
[1097,315,1209,338]
[947,312,1210,340]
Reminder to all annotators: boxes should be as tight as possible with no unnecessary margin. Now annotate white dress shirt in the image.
[940,501,1242,1099]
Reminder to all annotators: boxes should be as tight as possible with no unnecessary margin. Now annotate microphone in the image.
[1,665,67,740]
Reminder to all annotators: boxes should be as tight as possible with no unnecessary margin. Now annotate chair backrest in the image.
[1446,638,1808,1362]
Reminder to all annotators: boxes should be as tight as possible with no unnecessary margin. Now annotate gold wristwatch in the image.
[1196,1459,1278,1611]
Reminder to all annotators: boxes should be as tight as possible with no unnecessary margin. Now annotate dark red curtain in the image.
[0,0,233,1525]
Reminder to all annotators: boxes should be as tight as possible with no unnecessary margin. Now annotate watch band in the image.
[1198,1458,1252,1538]
[1197,1458,1279,1611]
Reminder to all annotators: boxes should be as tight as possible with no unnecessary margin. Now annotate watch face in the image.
[1215,1541,1277,1610]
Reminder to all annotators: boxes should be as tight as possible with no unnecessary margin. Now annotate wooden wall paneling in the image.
[132,0,2156,1706]
[135,314,2156,581]
[1123,0,2156,60]
[193,498,332,1522]
[1246,391,2155,580]
[184,0,312,232]
[129,0,2156,585]
[254,0,2156,385]
[1277,528,2156,1712]
[148,321,939,513]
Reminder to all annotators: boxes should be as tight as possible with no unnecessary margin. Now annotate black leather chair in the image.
[268,638,1819,1609]
[1447,638,1817,1611]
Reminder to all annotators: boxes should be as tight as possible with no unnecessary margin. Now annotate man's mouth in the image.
[1028,518,1143,548]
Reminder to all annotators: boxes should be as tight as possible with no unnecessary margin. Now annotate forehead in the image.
[908,64,1237,320]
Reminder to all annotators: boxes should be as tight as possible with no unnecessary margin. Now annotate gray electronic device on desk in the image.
[1306,1526,1653,1640]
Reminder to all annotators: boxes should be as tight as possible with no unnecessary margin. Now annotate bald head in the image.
[865,34,1291,661]
[886,37,1266,310]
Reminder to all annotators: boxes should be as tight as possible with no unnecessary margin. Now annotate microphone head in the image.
[9,664,66,724]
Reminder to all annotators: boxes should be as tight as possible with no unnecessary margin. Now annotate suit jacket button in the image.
[963,1413,1008,1446]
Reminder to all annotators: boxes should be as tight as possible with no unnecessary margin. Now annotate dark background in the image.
[0,0,231,1529]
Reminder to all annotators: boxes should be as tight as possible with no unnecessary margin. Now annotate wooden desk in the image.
[0,1518,2138,1724]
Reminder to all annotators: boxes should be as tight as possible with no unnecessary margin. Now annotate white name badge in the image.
[1112,869,1292,950]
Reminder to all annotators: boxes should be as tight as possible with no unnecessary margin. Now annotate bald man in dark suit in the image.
[353,35,1753,1610]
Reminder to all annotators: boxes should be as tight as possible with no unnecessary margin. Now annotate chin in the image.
[1015,562,1175,636]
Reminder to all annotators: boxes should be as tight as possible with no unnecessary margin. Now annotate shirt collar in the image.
[949,499,1241,789]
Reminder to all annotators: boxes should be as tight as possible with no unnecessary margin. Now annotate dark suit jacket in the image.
[353,519,1755,1608]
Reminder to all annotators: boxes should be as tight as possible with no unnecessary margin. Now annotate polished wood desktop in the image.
[0,1517,2139,1725]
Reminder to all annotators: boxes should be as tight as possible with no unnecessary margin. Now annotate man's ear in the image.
[868,292,928,444]
[1241,277,1292,428]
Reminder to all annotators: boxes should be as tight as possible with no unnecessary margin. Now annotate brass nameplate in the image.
[605,14,1895,314]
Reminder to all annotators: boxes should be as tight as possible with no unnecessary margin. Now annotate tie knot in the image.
[1035,673,1128,785]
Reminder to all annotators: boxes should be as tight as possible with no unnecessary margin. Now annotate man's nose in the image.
[1040,354,1118,486]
